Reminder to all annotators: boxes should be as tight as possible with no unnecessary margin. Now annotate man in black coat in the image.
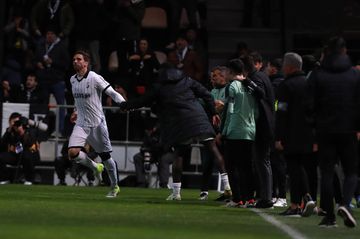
[120,63,231,200]
[276,52,316,217]
[305,37,360,228]
[241,54,275,208]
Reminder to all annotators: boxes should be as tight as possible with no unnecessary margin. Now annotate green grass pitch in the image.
[0,185,359,239]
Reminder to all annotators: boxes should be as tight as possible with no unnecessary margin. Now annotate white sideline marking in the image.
[251,208,308,239]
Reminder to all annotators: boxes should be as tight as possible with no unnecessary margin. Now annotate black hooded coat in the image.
[122,67,216,147]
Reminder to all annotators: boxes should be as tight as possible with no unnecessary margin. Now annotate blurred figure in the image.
[110,0,145,75]
[128,38,160,97]
[30,0,74,46]
[305,36,360,228]
[170,34,204,83]
[3,7,31,73]
[133,123,174,188]
[34,27,70,133]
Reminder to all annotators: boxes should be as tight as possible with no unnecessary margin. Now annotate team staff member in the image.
[305,37,360,227]
[120,62,230,201]
[68,50,126,198]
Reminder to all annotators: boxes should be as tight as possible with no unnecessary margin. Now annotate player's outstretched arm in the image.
[104,86,126,104]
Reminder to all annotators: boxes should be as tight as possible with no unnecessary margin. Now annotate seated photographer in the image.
[55,141,95,186]
[133,123,174,188]
[0,113,41,185]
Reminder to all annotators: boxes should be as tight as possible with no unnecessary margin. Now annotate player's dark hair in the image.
[74,49,91,63]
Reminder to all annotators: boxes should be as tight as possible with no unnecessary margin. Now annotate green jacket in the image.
[221,80,258,140]
[211,86,226,102]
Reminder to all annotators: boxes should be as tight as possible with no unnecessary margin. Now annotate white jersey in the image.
[70,71,109,127]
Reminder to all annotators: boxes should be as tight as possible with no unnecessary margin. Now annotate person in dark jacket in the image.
[305,36,360,228]
[265,57,287,207]
[120,63,231,200]
[0,113,40,185]
[241,53,275,208]
[16,72,46,104]
[276,52,316,217]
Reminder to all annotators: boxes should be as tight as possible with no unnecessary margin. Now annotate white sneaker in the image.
[272,197,278,203]
[106,185,120,198]
[274,198,287,207]
[0,180,10,185]
[23,181,33,186]
[166,193,181,201]
[198,192,209,200]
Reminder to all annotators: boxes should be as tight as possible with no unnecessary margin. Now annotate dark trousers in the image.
[304,152,318,202]
[224,139,254,202]
[318,133,358,218]
[286,153,312,205]
[254,141,273,201]
[0,151,39,182]
[270,150,287,198]
[200,140,226,192]
[133,152,173,188]
[200,147,213,192]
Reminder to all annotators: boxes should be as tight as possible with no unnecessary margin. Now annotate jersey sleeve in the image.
[95,74,110,91]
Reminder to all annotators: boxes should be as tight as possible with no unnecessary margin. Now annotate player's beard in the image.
[73,63,83,73]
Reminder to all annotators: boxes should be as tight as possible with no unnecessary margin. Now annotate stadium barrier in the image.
[1,103,220,188]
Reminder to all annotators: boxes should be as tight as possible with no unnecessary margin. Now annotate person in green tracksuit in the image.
[221,58,258,207]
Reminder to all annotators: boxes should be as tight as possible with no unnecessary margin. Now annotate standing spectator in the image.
[34,27,70,134]
[305,36,359,228]
[128,38,160,97]
[109,0,145,75]
[30,0,74,46]
[165,0,199,48]
[221,59,258,207]
[185,27,207,70]
[276,53,315,217]
[3,8,31,73]
[16,72,46,104]
[170,34,204,83]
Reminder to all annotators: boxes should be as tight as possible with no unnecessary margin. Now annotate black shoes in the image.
[318,216,338,228]
[337,206,357,228]
[279,207,302,217]
[214,190,232,202]
[255,199,274,209]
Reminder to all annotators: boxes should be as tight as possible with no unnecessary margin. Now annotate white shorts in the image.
[68,122,112,153]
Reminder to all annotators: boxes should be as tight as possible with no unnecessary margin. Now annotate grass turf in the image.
[0,185,359,239]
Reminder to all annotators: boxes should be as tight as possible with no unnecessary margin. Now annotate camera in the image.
[14,116,48,132]
[143,151,151,171]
